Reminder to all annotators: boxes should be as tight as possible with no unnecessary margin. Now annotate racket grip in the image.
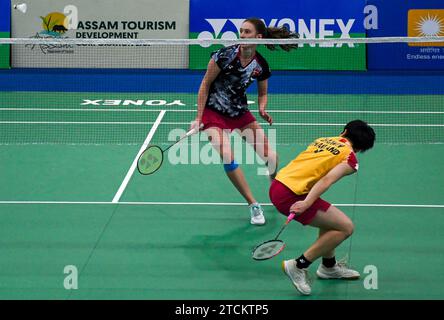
[286,213,296,224]
[186,123,204,136]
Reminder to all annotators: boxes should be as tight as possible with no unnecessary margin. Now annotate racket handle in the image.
[186,123,204,136]
[286,213,296,224]
[185,128,196,137]
[164,124,204,153]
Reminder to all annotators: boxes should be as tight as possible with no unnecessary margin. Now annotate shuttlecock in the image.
[13,3,27,13]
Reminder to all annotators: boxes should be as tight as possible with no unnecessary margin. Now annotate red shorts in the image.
[202,107,256,131]
[269,179,331,225]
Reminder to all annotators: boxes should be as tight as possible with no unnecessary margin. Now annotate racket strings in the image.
[252,240,285,260]
[137,145,163,175]
[253,240,285,260]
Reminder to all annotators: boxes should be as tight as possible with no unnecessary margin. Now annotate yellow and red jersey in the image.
[276,136,358,195]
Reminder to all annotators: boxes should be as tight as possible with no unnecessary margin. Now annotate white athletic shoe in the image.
[316,259,360,280]
[249,203,266,225]
[282,260,311,295]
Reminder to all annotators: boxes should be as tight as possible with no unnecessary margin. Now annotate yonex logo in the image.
[256,243,278,258]
[81,99,186,106]
[260,243,278,252]
[140,154,159,166]
[197,19,245,47]
[197,18,357,48]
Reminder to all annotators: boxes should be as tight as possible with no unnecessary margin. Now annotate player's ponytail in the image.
[244,18,299,52]
[264,26,299,52]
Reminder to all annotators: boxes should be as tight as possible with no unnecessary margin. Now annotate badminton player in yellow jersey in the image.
[269,120,375,295]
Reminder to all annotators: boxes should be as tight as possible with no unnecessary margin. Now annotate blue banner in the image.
[189,0,367,70]
[190,0,366,34]
[0,0,10,32]
[367,0,444,70]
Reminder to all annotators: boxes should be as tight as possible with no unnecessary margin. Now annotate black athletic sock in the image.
[322,256,337,268]
[295,254,312,269]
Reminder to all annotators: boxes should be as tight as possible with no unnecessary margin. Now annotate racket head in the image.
[137,145,164,175]
[252,239,286,261]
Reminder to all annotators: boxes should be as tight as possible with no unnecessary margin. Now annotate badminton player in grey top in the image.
[190,18,298,225]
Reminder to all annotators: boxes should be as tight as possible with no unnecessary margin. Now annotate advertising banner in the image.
[0,0,11,68]
[367,0,444,70]
[11,0,190,68]
[189,0,367,70]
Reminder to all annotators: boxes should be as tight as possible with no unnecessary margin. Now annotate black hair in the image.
[342,120,376,152]
[244,18,299,52]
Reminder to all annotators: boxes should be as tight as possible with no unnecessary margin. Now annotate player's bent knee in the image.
[342,221,354,238]
[224,160,239,172]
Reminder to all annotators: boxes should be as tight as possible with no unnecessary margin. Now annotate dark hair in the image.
[244,18,299,52]
[342,120,376,152]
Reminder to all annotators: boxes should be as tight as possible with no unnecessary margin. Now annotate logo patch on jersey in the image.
[251,68,261,78]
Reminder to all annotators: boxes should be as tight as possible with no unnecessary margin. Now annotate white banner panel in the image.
[11,0,190,68]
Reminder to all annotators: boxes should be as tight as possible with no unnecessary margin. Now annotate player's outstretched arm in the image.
[258,79,272,125]
[290,163,355,214]
[191,59,221,131]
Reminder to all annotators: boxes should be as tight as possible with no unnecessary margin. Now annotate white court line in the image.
[0,200,442,208]
[260,123,444,127]
[2,108,444,114]
[1,121,443,127]
[111,110,166,203]
[0,121,157,124]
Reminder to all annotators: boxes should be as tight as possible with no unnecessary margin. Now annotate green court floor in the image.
[0,92,443,299]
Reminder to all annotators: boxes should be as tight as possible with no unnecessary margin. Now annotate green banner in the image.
[0,32,10,69]
[189,32,366,70]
